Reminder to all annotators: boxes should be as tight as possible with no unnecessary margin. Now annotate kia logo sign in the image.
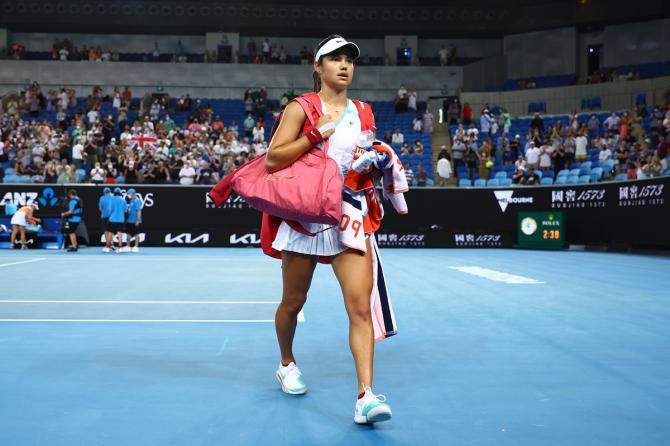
[164,233,210,244]
[229,233,260,244]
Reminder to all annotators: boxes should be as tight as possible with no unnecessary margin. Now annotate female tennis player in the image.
[265,35,393,424]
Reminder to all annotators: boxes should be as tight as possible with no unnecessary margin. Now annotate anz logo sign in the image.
[164,233,210,244]
[1,187,59,207]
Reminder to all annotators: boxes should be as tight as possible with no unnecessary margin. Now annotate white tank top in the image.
[321,99,361,178]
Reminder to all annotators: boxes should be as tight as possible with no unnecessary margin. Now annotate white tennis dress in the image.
[272,99,362,256]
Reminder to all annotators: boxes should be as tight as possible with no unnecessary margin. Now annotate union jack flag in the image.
[129,134,158,151]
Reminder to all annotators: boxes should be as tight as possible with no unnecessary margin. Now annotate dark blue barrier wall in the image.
[1,177,668,249]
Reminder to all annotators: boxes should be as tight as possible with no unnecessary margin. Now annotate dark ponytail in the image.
[312,34,343,93]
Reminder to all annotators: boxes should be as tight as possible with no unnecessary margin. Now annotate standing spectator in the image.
[438,45,448,66]
[395,84,408,112]
[480,109,494,136]
[59,46,69,61]
[252,121,265,143]
[575,129,588,162]
[452,138,466,170]
[552,144,567,173]
[603,113,620,135]
[243,113,255,138]
[539,140,554,172]
[587,114,600,137]
[477,139,493,180]
[436,151,452,187]
[462,102,473,125]
[407,91,417,112]
[179,160,196,185]
[247,38,257,58]
[525,141,541,170]
[152,42,160,62]
[72,137,84,169]
[423,108,434,134]
[502,108,512,134]
[90,162,105,184]
[262,38,271,62]
[530,113,544,135]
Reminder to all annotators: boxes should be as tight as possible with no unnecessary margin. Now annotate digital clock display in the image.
[517,212,565,249]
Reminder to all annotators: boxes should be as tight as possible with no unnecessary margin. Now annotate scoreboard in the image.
[516,211,565,249]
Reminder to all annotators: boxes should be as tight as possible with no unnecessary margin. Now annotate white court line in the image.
[0,300,281,304]
[449,266,545,284]
[0,319,278,323]
[0,258,46,268]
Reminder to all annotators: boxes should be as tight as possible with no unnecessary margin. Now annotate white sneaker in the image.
[354,387,392,424]
[131,246,139,253]
[102,247,110,253]
[276,362,307,395]
[120,246,131,253]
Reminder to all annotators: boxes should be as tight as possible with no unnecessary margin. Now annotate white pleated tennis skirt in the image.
[272,221,346,257]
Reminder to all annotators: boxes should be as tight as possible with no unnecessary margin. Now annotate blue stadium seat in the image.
[499,178,513,186]
[580,161,592,170]
[486,179,500,187]
[540,177,554,185]
[557,169,570,178]
[554,176,568,185]
[569,168,581,176]
[474,179,486,187]
[566,175,579,184]
[578,175,591,184]
[614,173,628,181]
[459,179,472,187]
[590,167,603,182]
[495,171,507,180]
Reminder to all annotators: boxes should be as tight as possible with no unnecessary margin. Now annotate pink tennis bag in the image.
[208,93,342,225]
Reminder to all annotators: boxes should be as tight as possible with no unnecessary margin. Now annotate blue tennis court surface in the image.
[1,248,669,445]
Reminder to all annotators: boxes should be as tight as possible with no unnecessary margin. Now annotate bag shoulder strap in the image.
[268,92,322,141]
[352,99,376,133]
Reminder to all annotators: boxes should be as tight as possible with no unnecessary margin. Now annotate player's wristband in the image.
[304,125,324,146]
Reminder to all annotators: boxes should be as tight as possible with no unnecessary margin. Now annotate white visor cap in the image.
[315,37,360,61]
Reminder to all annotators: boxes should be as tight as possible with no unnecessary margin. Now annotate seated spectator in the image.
[391,129,404,145]
[413,141,424,155]
[415,164,428,187]
[599,144,613,162]
[403,162,414,184]
[512,167,526,185]
[412,116,423,133]
[525,166,540,186]
[400,143,410,155]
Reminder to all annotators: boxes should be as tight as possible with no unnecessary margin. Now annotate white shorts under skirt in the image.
[272,221,346,257]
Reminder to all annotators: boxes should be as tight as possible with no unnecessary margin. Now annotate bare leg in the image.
[331,238,375,394]
[10,225,18,245]
[19,227,26,245]
[275,251,317,366]
[69,233,77,248]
